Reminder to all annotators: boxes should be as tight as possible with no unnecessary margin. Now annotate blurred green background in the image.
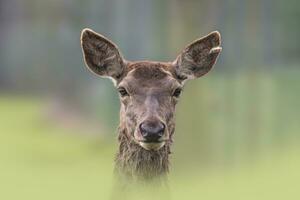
[0,0,300,199]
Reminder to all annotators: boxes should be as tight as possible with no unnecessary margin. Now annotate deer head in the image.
[81,28,221,151]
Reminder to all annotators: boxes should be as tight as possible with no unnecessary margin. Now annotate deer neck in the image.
[115,125,171,181]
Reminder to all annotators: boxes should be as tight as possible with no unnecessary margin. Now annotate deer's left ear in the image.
[173,31,222,80]
[80,28,125,80]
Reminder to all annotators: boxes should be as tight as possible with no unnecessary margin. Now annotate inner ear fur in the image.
[174,31,222,80]
[80,28,125,80]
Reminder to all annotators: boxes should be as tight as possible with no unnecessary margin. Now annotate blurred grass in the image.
[0,69,300,200]
[0,97,115,200]
[171,145,300,200]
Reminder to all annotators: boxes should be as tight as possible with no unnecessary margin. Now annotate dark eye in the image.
[173,88,182,98]
[118,87,129,97]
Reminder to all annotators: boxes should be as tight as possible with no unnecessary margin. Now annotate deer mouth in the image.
[138,141,166,151]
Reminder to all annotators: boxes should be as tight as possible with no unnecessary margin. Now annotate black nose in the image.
[139,121,165,142]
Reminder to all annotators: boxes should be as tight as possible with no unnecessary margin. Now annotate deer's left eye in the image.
[173,88,182,98]
[118,87,129,97]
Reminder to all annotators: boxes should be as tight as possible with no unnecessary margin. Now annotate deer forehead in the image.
[118,63,182,93]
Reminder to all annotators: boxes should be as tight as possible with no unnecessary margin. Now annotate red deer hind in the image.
[80,28,222,182]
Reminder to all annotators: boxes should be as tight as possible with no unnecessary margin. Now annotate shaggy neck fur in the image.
[115,126,171,182]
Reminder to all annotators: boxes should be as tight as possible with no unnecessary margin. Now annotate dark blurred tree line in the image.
[1,0,300,93]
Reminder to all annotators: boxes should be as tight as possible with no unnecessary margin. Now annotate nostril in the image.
[157,123,165,136]
[139,123,148,137]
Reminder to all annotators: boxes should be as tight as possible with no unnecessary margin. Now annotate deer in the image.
[80,28,222,184]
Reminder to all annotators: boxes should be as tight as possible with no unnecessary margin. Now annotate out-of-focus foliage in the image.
[0,0,300,199]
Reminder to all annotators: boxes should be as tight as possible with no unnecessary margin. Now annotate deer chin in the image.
[138,141,166,151]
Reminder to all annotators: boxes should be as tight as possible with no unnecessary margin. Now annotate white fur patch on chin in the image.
[139,142,166,151]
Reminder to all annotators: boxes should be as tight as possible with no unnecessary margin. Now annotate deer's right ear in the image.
[173,31,222,80]
[80,28,125,80]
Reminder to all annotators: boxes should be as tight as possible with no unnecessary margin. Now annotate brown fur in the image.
[115,126,171,181]
[80,28,222,183]
[114,63,175,182]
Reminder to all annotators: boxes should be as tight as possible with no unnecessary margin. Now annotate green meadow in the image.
[1,70,299,200]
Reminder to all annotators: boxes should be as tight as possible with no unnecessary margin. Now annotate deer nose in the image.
[139,121,165,142]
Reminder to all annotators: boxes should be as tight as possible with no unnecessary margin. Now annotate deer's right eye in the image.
[118,87,129,97]
[172,88,182,98]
